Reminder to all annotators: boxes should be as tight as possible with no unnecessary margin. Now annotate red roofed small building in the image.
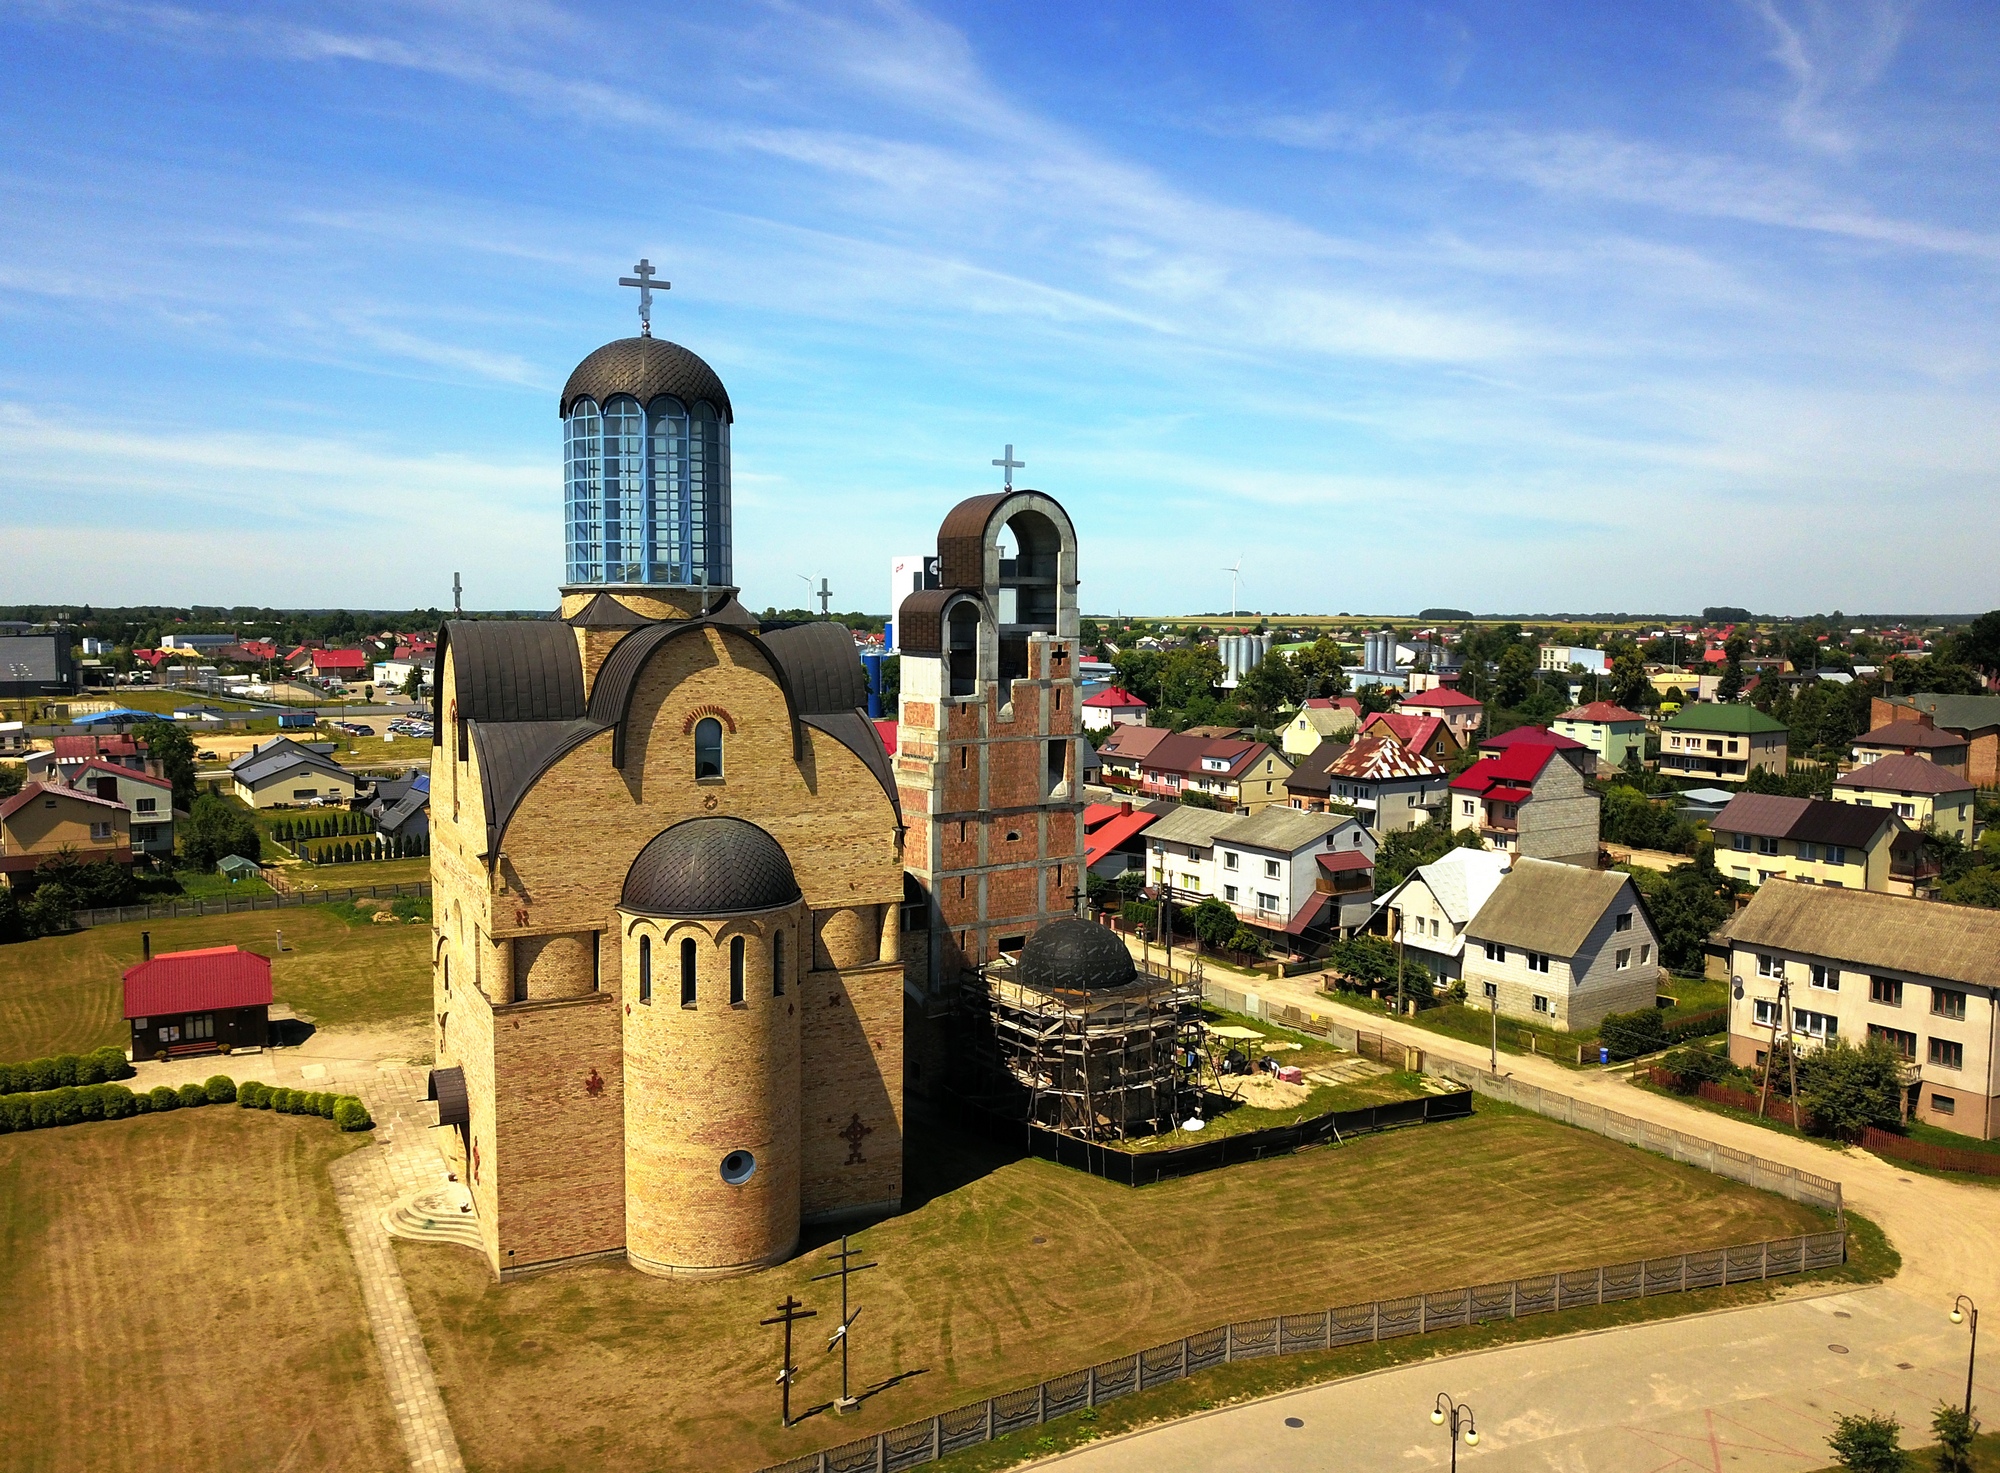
[1397,685,1484,743]
[1357,710,1462,764]
[1133,731,1292,814]
[1449,741,1600,867]
[1080,686,1150,733]
[123,946,273,1058]
[1082,799,1159,876]
[307,649,371,681]
[1552,701,1649,773]
[1477,724,1595,779]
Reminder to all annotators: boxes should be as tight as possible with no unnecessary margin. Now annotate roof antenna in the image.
[453,572,462,615]
[698,571,709,617]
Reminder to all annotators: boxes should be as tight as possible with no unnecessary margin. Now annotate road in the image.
[1054,959,2000,1471]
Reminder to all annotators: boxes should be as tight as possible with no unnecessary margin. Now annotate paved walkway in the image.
[130,1043,468,1473]
[1059,957,2000,1471]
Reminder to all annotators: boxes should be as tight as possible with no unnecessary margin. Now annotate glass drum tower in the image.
[559,336,733,588]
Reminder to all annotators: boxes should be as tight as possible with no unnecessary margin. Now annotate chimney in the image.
[1120,800,1132,816]
[141,931,151,961]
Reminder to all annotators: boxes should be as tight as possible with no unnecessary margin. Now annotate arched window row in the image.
[627,921,794,1010]
[563,395,730,588]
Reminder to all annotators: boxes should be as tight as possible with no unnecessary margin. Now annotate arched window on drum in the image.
[694,717,724,780]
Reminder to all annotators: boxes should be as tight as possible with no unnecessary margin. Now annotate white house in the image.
[1461,859,1662,1031]
[1145,804,1376,942]
[1370,847,1513,982]
[1081,686,1149,732]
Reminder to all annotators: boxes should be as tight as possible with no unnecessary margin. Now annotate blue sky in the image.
[2,1,1995,617]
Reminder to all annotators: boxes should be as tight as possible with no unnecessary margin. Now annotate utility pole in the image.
[760,1295,818,1428]
[811,1235,878,1413]
[1756,976,1792,1123]
[1489,988,1498,1074]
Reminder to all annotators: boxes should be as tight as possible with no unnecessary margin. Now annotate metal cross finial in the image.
[618,258,670,337]
[992,444,1025,491]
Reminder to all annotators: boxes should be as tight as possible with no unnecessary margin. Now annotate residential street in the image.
[1053,960,2000,1471]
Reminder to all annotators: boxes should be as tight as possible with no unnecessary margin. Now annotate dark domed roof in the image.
[1017,917,1137,995]
[621,817,799,917]
[560,336,733,422]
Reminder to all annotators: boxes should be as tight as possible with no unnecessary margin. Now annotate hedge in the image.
[0,1077,369,1134]
[0,1046,133,1096]
[238,1082,371,1131]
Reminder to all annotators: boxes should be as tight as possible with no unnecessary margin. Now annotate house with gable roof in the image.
[1280,696,1362,759]
[1850,718,1970,780]
[1080,686,1149,732]
[1870,694,2000,788]
[1318,734,1448,835]
[0,782,132,884]
[1357,709,1462,764]
[1370,846,1513,982]
[1711,792,1927,893]
[1131,731,1293,814]
[63,758,175,858]
[1832,753,1975,846]
[229,736,358,810]
[1461,858,1661,1030]
[1397,685,1484,744]
[1448,739,1600,866]
[1658,704,1788,784]
[1553,701,1649,773]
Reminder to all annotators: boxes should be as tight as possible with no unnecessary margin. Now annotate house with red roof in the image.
[1095,723,1173,787]
[1082,799,1160,877]
[63,758,175,858]
[1080,686,1149,733]
[1129,730,1294,814]
[1357,709,1461,764]
[0,782,132,883]
[1552,701,1649,773]
[1398,685,1484,743]
[1449,740,1600,867]
[123,945,273,1058]
[1476,724,1595,779]
[1319,735,1449,834]
[293,648,371,683]
[1280,696,1361,759]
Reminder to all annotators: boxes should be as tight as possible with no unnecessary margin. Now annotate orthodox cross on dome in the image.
[618,258,670,337]
[991,444,1024,491]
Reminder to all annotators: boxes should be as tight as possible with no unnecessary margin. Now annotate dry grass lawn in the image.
[0,904,431,1061]
[400,1102,1829,1473]
[0,1108,403,1473]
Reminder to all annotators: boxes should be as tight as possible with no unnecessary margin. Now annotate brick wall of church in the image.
[801,957,905,1220]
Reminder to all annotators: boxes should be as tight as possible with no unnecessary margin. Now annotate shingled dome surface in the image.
[560,336,734,421]
[1017,917,1138,995]
[621,817,800,917]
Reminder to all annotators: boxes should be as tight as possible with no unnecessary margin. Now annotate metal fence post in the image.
[931,1416,941,1458]
[1596,1267,1604,1305]
[876,1434,886,1473]
[1038,1381,1047,1424]
[1760,1240,1769,1279]
[984,1398,994,1442]
[1371,1300,1380,1341]
[1678,1254,1686,1293]
[1510,1279,1518,1318]
[1087,1367,1096,1406]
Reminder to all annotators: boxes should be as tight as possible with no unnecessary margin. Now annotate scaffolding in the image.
[959,959,1207,1142]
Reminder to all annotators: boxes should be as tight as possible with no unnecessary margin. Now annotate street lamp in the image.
[1952,1295,1979,1418]
[1431,1393,1479,1471]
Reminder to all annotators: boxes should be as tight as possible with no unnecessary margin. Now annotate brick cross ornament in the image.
[839,1112,872,1165]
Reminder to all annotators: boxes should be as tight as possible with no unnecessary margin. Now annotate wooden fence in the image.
[1861,1126,2000,1178]
[752,1230,1847,1473]
[1645,1068,1811,1130]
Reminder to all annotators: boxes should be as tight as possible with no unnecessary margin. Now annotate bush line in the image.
[0,1076,372,1134]
[0,1046,135,1096]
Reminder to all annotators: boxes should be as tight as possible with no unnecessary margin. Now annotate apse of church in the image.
[426,280,908,1280]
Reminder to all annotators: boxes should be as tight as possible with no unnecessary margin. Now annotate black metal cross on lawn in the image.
[992,444,1024,491]
[811,1234,878,1412]
[618,258,669,337]
[760,1295,818,1427]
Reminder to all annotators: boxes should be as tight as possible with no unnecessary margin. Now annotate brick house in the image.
[1448,741,1600,867]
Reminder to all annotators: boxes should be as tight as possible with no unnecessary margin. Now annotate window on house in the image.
[89,822,112,840]
[1483,981,1497,998]
[1757,954,1781,979]
[1868,1025,1916,1059]
[1753,998,1780,1027]
[1870,976,1903,1006]
[1933,988,1967,1021]
[1893,802,1916,819]
[1757,836,1780,855]
[1930,1037,1964,1070]
[1430,918,1441,937]
[135,797,156,813]
[1263,859,1279,878]
[1809,965,1838,992]
[1462,800,1475,816]
[1532,995,1550,1014]
[1615,912,1633,932]
[1223,851,1238,871]
[1483,941,1504,963]
[772,930,785,996]
[1526,952,1551,974]
[680,938,698,1007]
[1224,884,1239,902]
[1793,1009,1836,1039]
[1932,1093,1957,1115]
[694,717,724,779]
[1639,944,1651,964]
[1826,846,1846,865]
[1615,949,1631,970]
[1257,892,1279,911]
[1799,843,1818,862]
[638,936,652,1004]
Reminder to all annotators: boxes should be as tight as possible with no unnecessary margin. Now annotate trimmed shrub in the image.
[203,1075,237,1105]
[316,1092,336,1119]
[130,1090,152,1114]
[1659,1046,1739,1087]
[100,1085,136,1119]
[333,1096,372,1132]
[237,1080,270,1108]
[271,1087,294,1114]
[148,1084,180,1112]
[175,1081,208,1108]
[0,1043,125,1095]
[1600,1007,1669,1061]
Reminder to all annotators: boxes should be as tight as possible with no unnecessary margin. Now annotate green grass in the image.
[0,903,432,1061]
[171,870,277,900]
[398,1098,1832,1473]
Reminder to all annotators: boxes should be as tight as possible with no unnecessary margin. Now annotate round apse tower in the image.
[558,334,733,593]
[619,816,805,1278]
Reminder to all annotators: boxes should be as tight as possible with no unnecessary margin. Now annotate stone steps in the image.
[382,1182,484,1252]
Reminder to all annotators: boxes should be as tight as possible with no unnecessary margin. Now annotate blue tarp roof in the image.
[71,708,158,725]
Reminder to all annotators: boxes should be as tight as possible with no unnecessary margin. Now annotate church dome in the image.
[1017,917,1138,995]
[621,817,800,918]
[560,336,733,422]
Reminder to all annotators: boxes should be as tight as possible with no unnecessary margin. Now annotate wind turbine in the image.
[1222,558,1243,619]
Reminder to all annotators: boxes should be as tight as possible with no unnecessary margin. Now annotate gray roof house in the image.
[1370,847,1513,982]
[366,773,431,841]
[229,737,357,808]
[1462,858,1662,1032]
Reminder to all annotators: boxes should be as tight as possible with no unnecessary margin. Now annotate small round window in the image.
[720,1150,756,1185]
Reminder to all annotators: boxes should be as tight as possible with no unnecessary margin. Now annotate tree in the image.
[1646,849,1735,973]
[1236,652,1302,729]
[1888,655,1984,696]
[1609,649,1649,710]
[1185,897,1239,950]
[1293,636,1349,698]
[181,793,262,871]
[1955,609,2000,678]
[1159,646,1224,711]
[135,719,197,811]
[1797,1037,1906,1139]
[1493,643,1536,708]
[22,883,74,938]
[1718,633,1750,702]
[1825,1411,1903,1472]
[1110,650,1165,709]
[0,761,22,801]
[1356,682,1398,716]
[401,664,424,699]
[1941,866,2000,910]
[1932,1402,1977,1473]
[1374,823,1484,896]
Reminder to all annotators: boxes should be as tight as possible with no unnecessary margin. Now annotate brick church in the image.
[428,300,1084,1280]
